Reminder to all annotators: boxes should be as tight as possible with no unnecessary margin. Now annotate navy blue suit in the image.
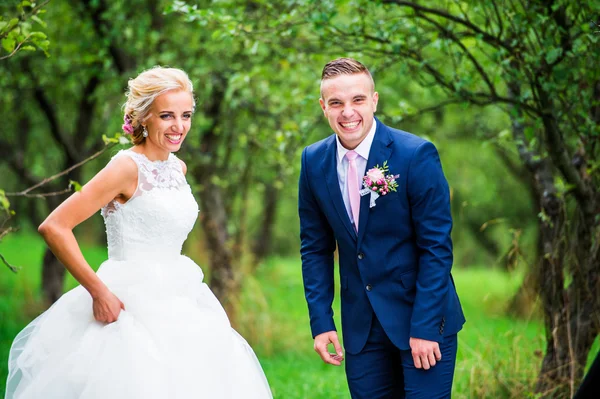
[299,119,465,398]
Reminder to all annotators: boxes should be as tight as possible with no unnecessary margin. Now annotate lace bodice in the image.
[100,149,199,261]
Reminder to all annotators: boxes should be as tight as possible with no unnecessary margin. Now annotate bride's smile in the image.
[140,89,194,160]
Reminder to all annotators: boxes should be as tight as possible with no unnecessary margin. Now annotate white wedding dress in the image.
[5,149,272,399]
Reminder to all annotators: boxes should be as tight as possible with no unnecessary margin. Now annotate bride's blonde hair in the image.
[123,67,195,145]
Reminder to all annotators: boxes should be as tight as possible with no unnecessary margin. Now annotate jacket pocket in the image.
[399,269,417,290]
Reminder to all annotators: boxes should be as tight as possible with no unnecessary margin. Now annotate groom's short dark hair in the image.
[320,58,374,95]
[321,58,372,81]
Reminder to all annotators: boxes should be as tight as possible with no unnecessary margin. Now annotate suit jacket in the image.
[299,118,465,355]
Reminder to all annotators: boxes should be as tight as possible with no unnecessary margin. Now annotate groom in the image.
[298,58,466,398]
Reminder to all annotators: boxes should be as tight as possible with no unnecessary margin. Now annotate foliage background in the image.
[1,0,599,398]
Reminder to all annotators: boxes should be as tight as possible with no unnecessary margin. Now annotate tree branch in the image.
[6,143,116,197]
[413,10,499,98]
[6,188,73,199]
[390,98,473,122]
[493,144,532,188]
[546,3,575,69]
[398,46,539,115]
[381,0,513,52]
[0,119,43,188]
[537,88,592,213]
[506,82,543,172]
[74,74,101,153]
[199,73,229,156]
[23,60,78,162]
[0,34,32,60]
[79,0,130,73]
[328,32,540,116]
[0,251,20,273]
[490,0,504,39]
[0,0,51,41]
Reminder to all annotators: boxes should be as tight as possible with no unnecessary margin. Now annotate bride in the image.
[5,67,272,399]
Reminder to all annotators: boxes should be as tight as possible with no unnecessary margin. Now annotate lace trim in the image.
[101,149,188,218]
[128,151,187,192]
[101,200,124,219]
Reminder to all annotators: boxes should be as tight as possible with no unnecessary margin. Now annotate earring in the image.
[142,126,148,138]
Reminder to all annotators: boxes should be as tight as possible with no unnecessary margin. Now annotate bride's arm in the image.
[38,155,137,322]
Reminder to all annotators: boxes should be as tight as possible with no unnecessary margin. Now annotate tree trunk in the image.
[535,206,599,398]
[503,82,598,395]
[192,73,238,314]
[40,171,78,304]
[252,183,280,266]
[534,187,571,398]
[41,248,66,305]
[36,190,68,306]
[197,180,236,313]
[534,94,600,397]
[231,153,254,262]
[507,232,541,318]
[506,160,542,317]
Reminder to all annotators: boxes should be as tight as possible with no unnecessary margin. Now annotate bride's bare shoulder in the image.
[98,150,138,182]
[178,159,187,175]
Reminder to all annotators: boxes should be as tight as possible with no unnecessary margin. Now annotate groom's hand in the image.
[314,331,344,366]
[409,337,442,370]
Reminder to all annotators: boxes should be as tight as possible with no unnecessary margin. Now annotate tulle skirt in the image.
[5,255,272,399]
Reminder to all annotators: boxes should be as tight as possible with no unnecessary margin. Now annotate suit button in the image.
[357,253,364,260]
[366,284,372,291]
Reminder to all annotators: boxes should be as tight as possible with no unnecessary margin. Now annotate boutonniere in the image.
[359,161,399,208]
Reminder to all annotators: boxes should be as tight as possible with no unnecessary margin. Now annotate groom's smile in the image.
[319,73,378,150]
[340,120,361,130]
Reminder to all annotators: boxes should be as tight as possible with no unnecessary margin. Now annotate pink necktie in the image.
[346,150,360,232]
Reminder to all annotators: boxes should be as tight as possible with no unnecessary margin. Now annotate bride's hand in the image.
[91,289,125,323]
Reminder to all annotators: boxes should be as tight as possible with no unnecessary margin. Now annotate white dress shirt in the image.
[336,118,377,229]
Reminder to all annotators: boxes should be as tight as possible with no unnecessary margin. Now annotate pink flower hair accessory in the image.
[122,114,134,135]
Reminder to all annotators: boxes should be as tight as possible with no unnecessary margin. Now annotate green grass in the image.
[241,258,546,399]
[1,232,598,398]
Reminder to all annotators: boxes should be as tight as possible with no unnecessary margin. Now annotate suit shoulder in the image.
[387,126,430,151]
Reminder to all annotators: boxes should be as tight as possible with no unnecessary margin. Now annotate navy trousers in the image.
[345,314,458,399]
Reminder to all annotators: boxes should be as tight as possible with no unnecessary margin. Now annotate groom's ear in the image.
[319,98,327,114]
[372,92,379,112]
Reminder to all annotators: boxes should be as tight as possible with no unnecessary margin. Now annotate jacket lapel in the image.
[322,136,357,241]
[357,121,393,247]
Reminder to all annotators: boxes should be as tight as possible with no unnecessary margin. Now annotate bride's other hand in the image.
[92,289,125,323]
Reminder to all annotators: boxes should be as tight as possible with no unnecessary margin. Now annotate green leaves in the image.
[0,190,10,212]
[1,37,15,53]
[0,18,20,35]
[30,15,46,28]
[68,180,82,192]
[102,133,130,145]
[0,1,50,60]
[545,47,563,64]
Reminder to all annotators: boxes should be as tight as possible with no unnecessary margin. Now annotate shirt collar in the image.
[336,118,377,163]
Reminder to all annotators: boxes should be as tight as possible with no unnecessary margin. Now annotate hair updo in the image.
[123,66,195,145]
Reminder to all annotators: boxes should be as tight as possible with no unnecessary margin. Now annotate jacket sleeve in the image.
[298,147,337,338]
[407,141,453,342]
